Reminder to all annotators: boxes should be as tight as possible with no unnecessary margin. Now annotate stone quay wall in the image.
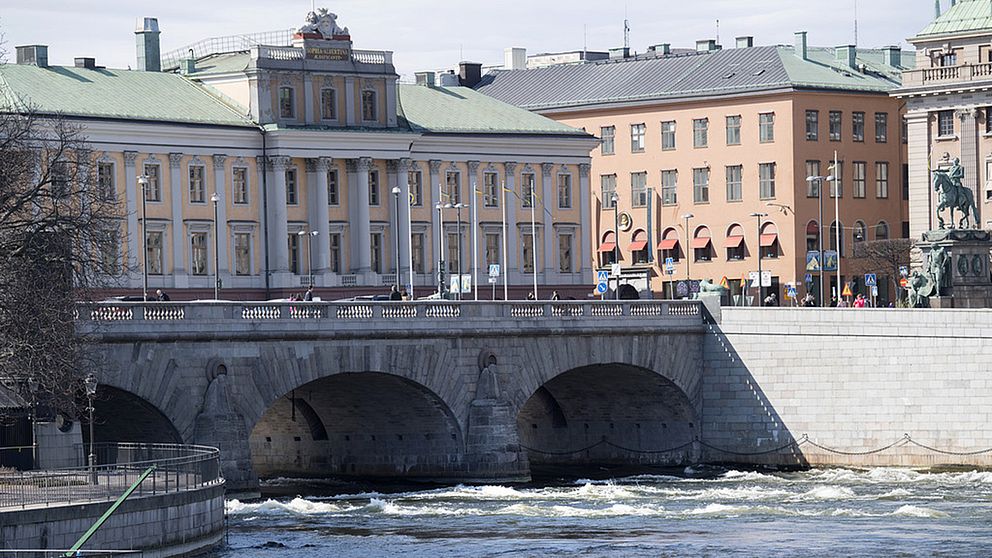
[702,307,992,468]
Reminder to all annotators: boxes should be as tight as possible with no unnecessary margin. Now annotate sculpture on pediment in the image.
[298,8,350,39]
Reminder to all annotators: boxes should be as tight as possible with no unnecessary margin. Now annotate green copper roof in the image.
[0,63,253,127]
[397,84,588,136]
[916,0,992,38]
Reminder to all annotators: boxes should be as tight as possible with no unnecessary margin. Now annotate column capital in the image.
[467,160,481,174]
[398,158,412,172]
[578,163,590,178]
[123,151,138,167]
[169,152,183,168]
[386,159,400,173]
[504,161,518,174]
[315,157,333,171]
[541,162,554,177]
[428,159,443,173]
[357,157,373,172]
[305,158,318,173]
[270,156,290,170]
[212,154,227,170]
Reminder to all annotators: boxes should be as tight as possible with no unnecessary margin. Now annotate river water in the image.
[216,467,992,557]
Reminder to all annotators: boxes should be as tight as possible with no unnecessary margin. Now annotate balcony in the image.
[900,62,992,89]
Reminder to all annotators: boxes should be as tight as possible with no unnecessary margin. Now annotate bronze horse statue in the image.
[932,160,978,229]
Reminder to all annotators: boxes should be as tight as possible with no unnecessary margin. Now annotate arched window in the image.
[806,220,820,252]
[829,220,844,256]
[658,227,680,263]
[692,226,713,262]
[760,222,779,259]
[629,229,648,264]
[854,221,867,243]
[599,230,618,266]
[875,221,889,240]
[725,224,745,261]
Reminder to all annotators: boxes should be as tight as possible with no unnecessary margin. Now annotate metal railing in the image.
[0,443,221,510]
[160,29,294,70]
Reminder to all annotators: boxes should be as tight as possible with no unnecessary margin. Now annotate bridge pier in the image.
[463,364,530,482]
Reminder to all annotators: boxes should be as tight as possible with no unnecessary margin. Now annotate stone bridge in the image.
[77,300,707,492]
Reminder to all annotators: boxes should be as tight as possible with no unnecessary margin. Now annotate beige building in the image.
[1,11,596,300]
[479,34,912,303]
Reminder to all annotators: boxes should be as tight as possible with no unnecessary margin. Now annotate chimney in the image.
[458,61,483,88]
[794,31,808,60]
[74,57,97,70]
[695,39,719,53]
[439,70,459,86]
[836,44,857,69]
[414,71,435,87]
[609,47,631,60]
[648,43,671,56]
[135,17,161,72]
[736,36,754,49]
[882,45,902,68]
[504,47,526,70]
[15,45,48,67]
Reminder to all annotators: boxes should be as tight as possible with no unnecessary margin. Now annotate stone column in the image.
[429,160,443,275]
[256,156,269,277]
[467,161,481,293]
[907,113,932,240]
[579,163,592,279]
[541,163,555,279]
[397,158,412,282]
[344,77,357,126]
[313,158,332,276]
[268,156,291,274]
[504,162,519,276]
[212,155,229,277]
[958,108,981,224]
[303,74,314,123]
[123,151,139,275]
[169,153,187,285]
[351,157,373,274]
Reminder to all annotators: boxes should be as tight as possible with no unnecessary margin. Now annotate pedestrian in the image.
[801,292,815,307]
[853,294,867,308]
[763,292,777,306]
[551,290,560,301]
[389,284,403,301]
[155,289,170,301]
[526,291,536,300]
[303,285,314,301]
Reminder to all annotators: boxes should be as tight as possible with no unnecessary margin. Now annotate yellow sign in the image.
[842,283,853,298]
[719,276,729,289]
[306,47,350,61]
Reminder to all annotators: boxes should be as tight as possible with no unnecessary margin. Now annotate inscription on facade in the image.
[306,47,350,61]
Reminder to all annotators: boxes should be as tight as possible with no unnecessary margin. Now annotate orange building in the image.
[478,34,912,304]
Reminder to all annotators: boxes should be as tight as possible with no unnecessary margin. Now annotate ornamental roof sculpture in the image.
[297,8,350,40]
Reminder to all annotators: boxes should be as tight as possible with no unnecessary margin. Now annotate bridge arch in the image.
[87,385,183,446]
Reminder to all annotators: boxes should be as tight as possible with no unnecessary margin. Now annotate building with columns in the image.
[1,11,596,300]
[893,0,992,238]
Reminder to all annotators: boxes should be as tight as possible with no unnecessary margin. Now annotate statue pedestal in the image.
[918,229,992,308]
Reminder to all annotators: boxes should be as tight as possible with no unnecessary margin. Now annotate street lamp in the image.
[297,230,318,288]
[806,174,834,306]
[612,193,620,300]
[210,192,221,300]
[435,202,452,299]
[83,374,98,485]
[391,186,402,292]
[454,203,468,300]
[138,175,149,301]
[681,213,694,286]
[750,212,768,306]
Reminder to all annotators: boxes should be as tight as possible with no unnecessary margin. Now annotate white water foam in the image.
[227,497,351,516]
[891,505,950,519]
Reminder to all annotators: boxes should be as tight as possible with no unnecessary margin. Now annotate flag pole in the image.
[472,181,479,301]
[530,182,538,300]
[834,149,841,304]
[501,180,509,301]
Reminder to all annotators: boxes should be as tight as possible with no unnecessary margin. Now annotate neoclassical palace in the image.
[1,11,596,299]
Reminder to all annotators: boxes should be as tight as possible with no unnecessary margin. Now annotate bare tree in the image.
[850,239,913,303]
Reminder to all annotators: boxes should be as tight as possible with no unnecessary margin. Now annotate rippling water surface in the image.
[215,467,992,557]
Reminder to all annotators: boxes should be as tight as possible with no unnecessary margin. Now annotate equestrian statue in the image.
[931,156,978,229]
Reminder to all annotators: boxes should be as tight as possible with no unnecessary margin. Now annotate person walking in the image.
[551,290,560,301]
[155,289,170,301]
[389,285,403,301]
[801,292,815,307]
[303,285,314,301]
[853,294,867,308]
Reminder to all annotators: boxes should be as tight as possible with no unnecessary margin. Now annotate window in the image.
[485,233,500,266]
[484,172,499,207]
[558,233,573,273]
[759,163,776,199]
[854,221,867,243]
[327,169,339,205]
[760,223,779,259]
[806,161,821,197]
[806,110,819,141]
[521,173,535,208]
[902,117,909,143]
[146,231,163,275]
[830,162,843,198]
[693,118,708,148]
[409,170,423,206]
[320,88,337,120]
[726,115,741,145]
[829,221,844,256]
[411,233,424,273]
[189,165,205,203]
[829,111,842,141]
[521,232,535,273]
[190,232,208,275]
[97,162,115,201]
[631,172,648,207]
[875,162,889,199]
[940,52,957,66]
[285,168,298,205]
[329,233,341,273]
[361,90,377,121]
[660,229,680,263]
[279,86,295,119]
[288,234,300,274]
[759,112,775,143]
[557,174,572,208]
[234,232,251,276]
[875,222,889,240]
[726,165,742,202]
[902,221,910,239]
[726,225,745,261]
[661,121,676,150]
[369,169,380,206]
[601,175,617,208]
[370,233,382,273]
[693,228,712,262]
[445,171,460,205]
[875,112,888,143]
[630,123,646,152]
[852,112,865,142]
[806,221,820,252]
[98,228,119,274]
[143,164,161,201]
[938,110,954,137]
[661,170,677,206]
[902,163,910,200]
[852,161,866,198]
[233,167,248,204]
[693,167,709,204]
[630,230,648,264]
[600,126,615,155]
[446,232,460,273]
[50,161,69,198]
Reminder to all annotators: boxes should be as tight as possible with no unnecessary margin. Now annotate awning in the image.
[724,236,744,248]
[658,238,679,250]
[760,233,778,247]
[691,237,712,249]
[598,242,617,253]
[628,240,648,251]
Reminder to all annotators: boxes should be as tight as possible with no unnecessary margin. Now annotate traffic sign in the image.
[461,274,472,294]
[804,273,813,284]
[488,277,497,284]
[664,257,675,275]
[899,277,909,288]
[488,264,501,278]
[842,283,853,298]
[899,266,909,278]
[748,271,759,287]
[611,263,622,278]
[871,285,879,297]
[786,284,798,299]
[596,270,610,283]
[596,282,608,295]
[864,273,877,287]
[761,270,772,287]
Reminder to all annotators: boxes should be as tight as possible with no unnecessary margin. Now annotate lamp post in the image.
[436,202,451,299]
[681,213,694,285]
[831,150,841,305]
[454,203,468,300]
[297,230,318,288]
[138,175,149,301]
[612,192,620,300]
[210,192,221,300]
[83,374,98,485]
[27,377,38,469]
[806,175,828,306]
[392,186,402,291]
[750,212,768,306]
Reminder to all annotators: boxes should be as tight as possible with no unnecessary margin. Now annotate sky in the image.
[2,1,938,79]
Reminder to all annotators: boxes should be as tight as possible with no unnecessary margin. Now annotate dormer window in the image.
[279,86,295,119]
[362,89,377,122]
